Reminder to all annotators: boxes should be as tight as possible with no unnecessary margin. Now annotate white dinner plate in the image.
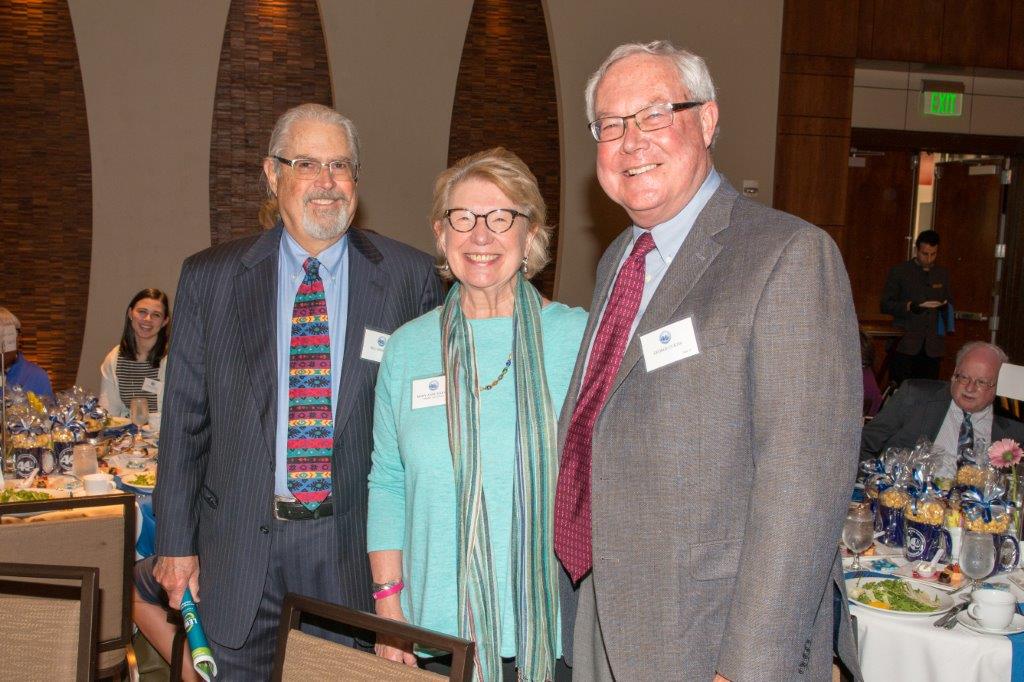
[956,610,1024,635]
[117,474,155,493]
[846,577,955,616]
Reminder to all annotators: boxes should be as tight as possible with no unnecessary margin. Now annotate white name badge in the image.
[411,375,446,409]
[640,317,699,372]
[360,328,391,362]
[141,377,163,394]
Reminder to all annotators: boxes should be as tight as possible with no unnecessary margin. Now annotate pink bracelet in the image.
[372,579,404,600]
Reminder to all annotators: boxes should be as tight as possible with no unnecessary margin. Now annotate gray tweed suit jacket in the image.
[559,180,863,681]
[154,225,442,647]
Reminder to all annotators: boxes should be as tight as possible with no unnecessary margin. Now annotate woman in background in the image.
[368,148,584,680]
[99,288,171,417]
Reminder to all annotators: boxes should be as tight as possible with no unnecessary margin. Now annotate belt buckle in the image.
[273,496,294,521]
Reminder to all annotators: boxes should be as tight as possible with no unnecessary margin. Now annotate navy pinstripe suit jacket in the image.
[154,224,443,646]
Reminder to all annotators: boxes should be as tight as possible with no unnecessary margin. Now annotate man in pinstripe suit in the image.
[153,103,443,678]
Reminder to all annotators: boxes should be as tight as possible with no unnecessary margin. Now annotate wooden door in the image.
[844,150,917,321]
[932,159,1004,377]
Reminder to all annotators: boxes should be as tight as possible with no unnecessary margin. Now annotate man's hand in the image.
[153,555,200,610]
[714,674,732,682]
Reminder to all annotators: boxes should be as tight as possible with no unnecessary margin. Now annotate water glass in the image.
[960,530,996,594]
[71,443,99,477]
[843,502,875,570]
[130,397,150,429]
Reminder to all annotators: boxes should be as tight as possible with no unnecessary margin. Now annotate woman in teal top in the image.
[368,148,586,681]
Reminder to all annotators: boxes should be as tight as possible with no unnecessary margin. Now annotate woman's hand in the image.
[374,598,418,666]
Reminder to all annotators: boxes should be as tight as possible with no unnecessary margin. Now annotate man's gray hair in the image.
[267,102,361,171]
[955,340,1008,367]
[584,40,718,123]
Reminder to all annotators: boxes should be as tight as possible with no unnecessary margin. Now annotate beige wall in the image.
[66,0,782,393]
[69,0,229,389]
[318,0,473,255]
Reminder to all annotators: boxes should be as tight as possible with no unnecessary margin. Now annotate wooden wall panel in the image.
[0,0,91,392]
[209,0,332,245]
[940,0,1012,68]
[1010,0,1024,70]
[998,156,1024,365]
[773,134,850,227]
[778,72,854,119]
[868,0,944,63]
[781,0,859,57]
[447,0,559,298]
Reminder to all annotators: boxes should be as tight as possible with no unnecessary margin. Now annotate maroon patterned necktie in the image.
[555,232,655,582]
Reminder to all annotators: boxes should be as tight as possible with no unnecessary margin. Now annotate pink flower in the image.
[988,439,1024,469]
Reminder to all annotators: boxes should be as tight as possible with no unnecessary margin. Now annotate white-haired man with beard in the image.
[152,103,443,678]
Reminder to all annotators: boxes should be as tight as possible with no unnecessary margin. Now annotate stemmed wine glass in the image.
[843,502,875,570]
[129,397,150,446]
[960,530,996,595]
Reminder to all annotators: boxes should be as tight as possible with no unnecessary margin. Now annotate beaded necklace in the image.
[478,351,513,392]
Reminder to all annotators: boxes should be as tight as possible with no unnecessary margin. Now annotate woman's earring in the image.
[440,260,450,272]
[520,256,528,274]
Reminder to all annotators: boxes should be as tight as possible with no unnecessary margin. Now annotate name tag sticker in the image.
[411,375,446,409]
[360,328,391,363]
[640,317,699,372]
[141,377,163,394]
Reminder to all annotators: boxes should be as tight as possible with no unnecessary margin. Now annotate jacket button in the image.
[259,526,269,534]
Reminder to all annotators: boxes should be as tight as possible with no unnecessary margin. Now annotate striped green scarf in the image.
[441,274,559,681]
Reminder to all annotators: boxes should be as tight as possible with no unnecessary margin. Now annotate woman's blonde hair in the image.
[430,147,551,281]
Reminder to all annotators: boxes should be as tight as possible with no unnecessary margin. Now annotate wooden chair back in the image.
[271,593,475,681]
[0,561,100,681]
[0,492,136,676]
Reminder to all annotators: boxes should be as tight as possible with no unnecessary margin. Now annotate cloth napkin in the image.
[1011,603,1024,682]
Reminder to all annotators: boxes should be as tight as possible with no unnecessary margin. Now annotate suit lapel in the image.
[607,182,737,398]
[925,383,953,439]
[334,229,388,437]
[234,227,282,466]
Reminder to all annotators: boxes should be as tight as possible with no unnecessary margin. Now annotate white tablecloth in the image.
[852,567,1023,682]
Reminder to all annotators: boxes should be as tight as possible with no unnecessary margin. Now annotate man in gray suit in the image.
[862,341,1024,465]
[553,42,863,681]
[153,103,442,678]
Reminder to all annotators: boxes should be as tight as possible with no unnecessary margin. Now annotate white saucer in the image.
[956,610,1024,635]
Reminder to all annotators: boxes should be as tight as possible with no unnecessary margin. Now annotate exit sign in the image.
[923,91,962,116]
[921,80,965,117]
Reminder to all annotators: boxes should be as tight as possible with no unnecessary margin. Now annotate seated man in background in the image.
[861,341,1024,468]
[0,306,54,400]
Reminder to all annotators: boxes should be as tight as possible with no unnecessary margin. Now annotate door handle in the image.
[954,311,988,322]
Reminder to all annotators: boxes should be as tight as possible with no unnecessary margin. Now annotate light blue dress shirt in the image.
[274,230,349,497]
[582,169,721,376]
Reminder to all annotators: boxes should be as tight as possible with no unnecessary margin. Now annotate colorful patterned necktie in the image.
[555,232,655,582]
[958,410,974,456]
[287,257,334,510]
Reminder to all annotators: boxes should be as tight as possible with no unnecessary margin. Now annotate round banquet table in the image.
[849,558,1024,682]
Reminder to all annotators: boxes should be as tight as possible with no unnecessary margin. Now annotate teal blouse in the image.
[367,302,587,658]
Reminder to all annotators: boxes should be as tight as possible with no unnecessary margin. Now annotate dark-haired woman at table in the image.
[99,288,170,418]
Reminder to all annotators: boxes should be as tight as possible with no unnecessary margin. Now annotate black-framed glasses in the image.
[952,373,996,390]
[443,208,528,233]
[273,155,359,182]
[588,101,705,142]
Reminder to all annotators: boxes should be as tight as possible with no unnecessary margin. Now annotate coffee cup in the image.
[82,472,116,495]
[968,589,1016,630]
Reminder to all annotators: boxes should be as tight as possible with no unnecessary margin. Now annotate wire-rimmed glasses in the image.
[588,101,705,142]
[273,155,359,182]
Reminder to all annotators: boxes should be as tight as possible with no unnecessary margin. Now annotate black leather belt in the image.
[273,496,334,521]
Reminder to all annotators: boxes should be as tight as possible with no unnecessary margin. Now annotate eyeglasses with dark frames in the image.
[588,101,705,142]
[273,155,359,182]
[443,208,528,234]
